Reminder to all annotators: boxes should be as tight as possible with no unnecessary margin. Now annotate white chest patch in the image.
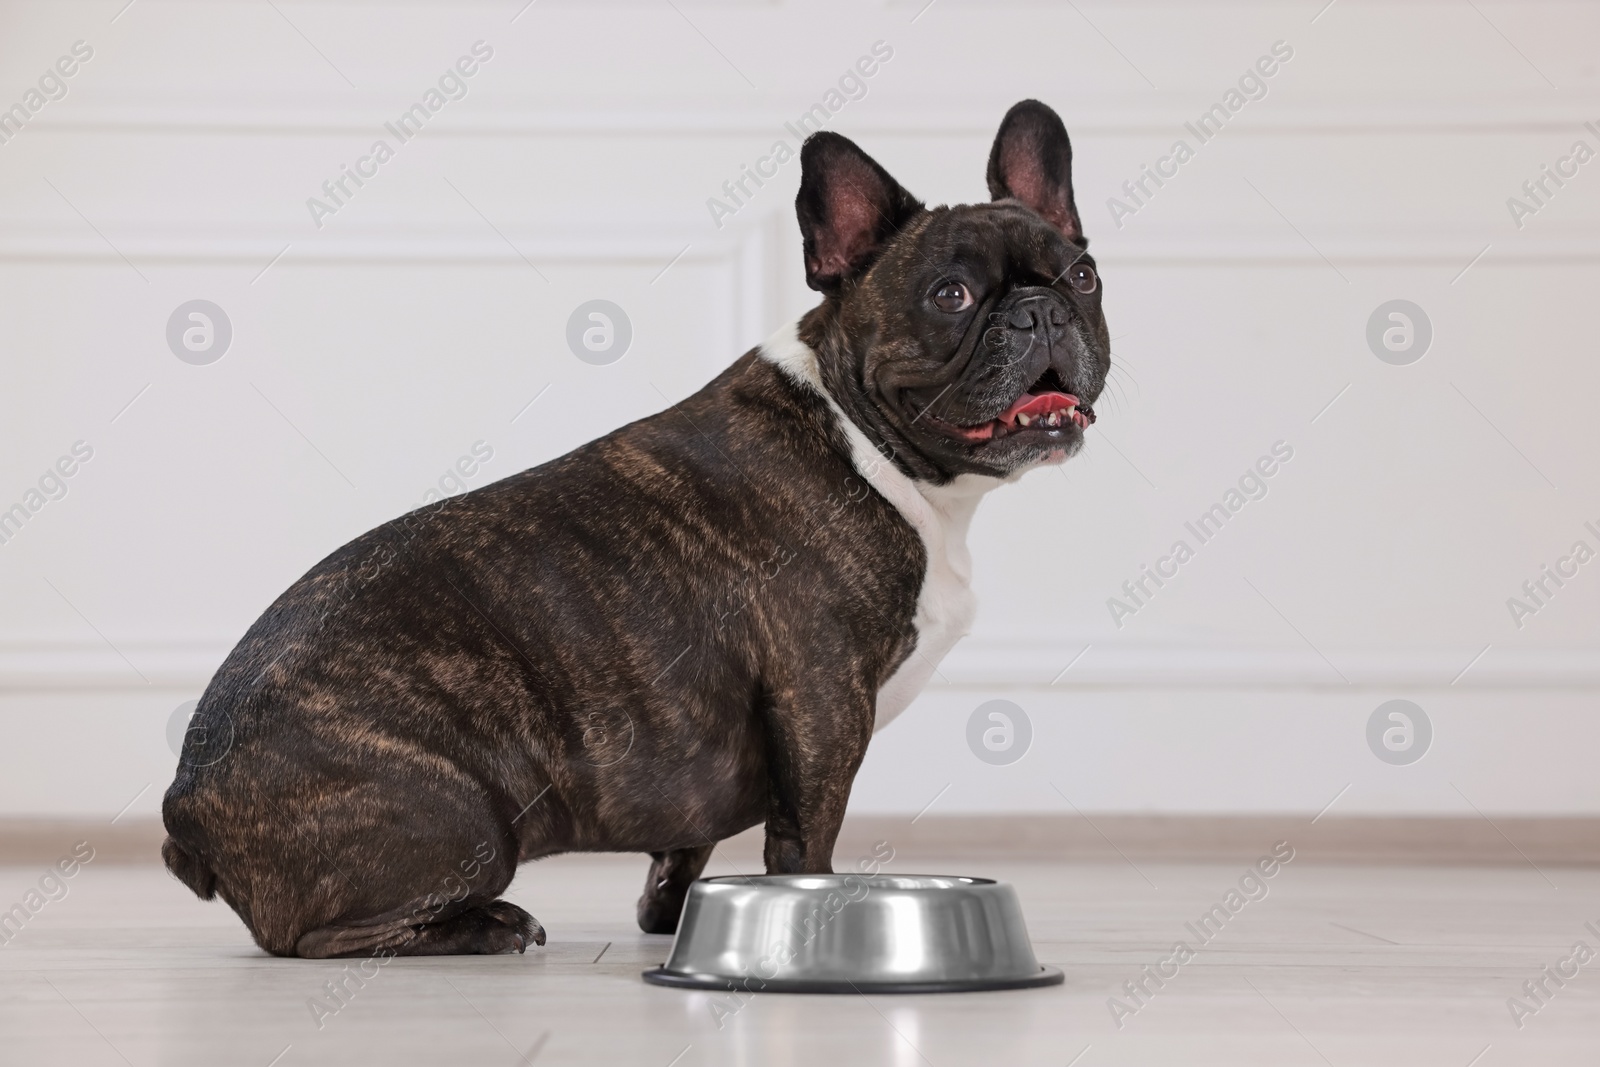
[759,321,1004,732]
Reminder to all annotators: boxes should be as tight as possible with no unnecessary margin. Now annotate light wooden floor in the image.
[1,852,1596,1066]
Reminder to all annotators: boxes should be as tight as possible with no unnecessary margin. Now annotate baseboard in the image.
[823,814,1600,867]
[6,641,1600,692]
[0,818,169,866]
[5,814,1596,868]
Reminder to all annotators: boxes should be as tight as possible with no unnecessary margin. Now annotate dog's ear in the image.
[796,132,924,292]
[986,99,1083,243]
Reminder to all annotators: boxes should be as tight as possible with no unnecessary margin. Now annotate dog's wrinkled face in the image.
[796,100,1110,482]
[856,202,1109,475]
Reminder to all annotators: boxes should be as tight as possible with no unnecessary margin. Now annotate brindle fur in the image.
[161,99,1108,957]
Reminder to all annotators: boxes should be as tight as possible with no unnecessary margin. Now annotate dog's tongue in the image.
[956,391,1086,441]
[1000,391,1080,426]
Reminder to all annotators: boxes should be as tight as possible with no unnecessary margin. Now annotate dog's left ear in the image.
[796,132,924,292]
[987,99,1083,243]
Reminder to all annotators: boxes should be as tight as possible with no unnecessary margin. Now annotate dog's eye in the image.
[1067,264,1098,295]
[932,282,972,312]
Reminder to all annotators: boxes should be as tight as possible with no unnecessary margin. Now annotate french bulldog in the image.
[161,99,1109,957]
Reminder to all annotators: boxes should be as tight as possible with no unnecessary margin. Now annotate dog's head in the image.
[795,100,1109,483]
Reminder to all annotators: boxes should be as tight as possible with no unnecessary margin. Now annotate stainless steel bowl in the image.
[643,874,1062,993]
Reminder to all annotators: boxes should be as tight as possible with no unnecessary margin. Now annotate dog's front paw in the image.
[636,890,683,935]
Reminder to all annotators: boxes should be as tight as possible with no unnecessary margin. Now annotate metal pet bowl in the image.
[643,874,1062,993]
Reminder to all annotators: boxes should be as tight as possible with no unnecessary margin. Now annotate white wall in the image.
[1,0,1597,819]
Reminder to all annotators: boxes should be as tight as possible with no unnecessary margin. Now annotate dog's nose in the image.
[1006,298,1068,330]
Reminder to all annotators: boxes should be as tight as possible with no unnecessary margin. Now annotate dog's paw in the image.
[636,896,681,935]
[484,899,546,951]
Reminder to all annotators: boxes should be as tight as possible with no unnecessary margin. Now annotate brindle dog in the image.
[162,99,1110,957]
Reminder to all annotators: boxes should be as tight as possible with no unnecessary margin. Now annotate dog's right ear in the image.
[796,132,923,293]
[987,99,1083,243]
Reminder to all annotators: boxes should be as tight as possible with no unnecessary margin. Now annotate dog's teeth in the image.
[1016,413,1033,427]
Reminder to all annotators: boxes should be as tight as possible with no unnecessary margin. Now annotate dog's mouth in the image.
[925,367,1096,443]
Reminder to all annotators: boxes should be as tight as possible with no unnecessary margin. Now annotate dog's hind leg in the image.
[635,844,713,934]
[189,769,549,959]
[287,824,546,959]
